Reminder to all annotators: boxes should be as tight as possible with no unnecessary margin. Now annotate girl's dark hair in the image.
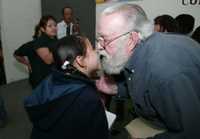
[54,35,87,73]
[38,15,56,29]
[154,15,178,32]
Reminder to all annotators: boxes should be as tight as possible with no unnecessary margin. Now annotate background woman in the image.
[14,15,57,88]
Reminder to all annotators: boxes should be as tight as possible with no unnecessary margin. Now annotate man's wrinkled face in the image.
[96,13,130,74]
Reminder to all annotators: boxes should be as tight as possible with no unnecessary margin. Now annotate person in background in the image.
[14,15,57,89]
[175,14,195,36]
[154,14,178,33]
[192,26,200,44]
[24,36,109,139]
[0,95,7,128]
[0,40,6,85]
[0,40,7,129]
[96,3,200,139]
[57,6,80,39]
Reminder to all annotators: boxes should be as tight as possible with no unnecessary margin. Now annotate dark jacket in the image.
[14,33,57,88]
[24,70,109,139]
[118,33,200,139]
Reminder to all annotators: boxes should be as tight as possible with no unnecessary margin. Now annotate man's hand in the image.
[95,74,118,95]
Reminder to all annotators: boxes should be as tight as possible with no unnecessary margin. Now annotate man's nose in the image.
[96,42,104,50]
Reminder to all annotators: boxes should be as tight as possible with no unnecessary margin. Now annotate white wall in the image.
[96,0,200,30]
[0,0,41,83]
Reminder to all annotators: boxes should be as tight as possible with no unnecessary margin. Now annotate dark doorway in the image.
[0,39,6,85]
[41,0,95,45]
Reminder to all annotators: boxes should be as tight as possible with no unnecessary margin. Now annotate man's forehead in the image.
[64,8,72,13]
[97,13,125,36]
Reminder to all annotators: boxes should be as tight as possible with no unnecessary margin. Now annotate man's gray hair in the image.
[101,3,153,40]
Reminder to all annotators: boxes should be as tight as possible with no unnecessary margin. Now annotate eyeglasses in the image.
[96,30,134,48]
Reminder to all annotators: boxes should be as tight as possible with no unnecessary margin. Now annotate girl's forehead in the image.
[84,38,92,48]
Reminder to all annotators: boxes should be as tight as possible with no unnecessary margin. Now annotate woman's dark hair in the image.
[53,35,87,72]
[192,26,200,44]
[38,15,56,29]
[175,14,195,34]
[32,25,41,39]
[154,15,178,32]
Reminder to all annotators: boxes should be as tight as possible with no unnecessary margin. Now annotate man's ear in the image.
[75,56,86,68]
[127,32,140,52]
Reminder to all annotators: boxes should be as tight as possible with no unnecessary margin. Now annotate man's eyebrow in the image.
[96,33,109,39]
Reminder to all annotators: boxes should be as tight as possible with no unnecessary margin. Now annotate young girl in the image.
[24,36,109,139]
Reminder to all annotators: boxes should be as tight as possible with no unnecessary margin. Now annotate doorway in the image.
[0,22,6,85]
[41,0,95,45]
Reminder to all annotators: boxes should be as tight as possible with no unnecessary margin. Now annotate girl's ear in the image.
[75,56,86,68]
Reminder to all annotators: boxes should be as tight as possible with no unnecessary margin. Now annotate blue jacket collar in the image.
[24,70,93,107]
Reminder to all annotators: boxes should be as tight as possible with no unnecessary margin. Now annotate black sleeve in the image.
[32,37,48,51]
[14,41,33,56]
[32,37,56,52]
[148,72,200,139]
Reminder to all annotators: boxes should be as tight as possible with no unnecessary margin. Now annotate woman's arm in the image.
[14,55,32,72]
[35,47,54,64]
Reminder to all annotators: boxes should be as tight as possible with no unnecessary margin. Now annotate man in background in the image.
[57,6,80,39]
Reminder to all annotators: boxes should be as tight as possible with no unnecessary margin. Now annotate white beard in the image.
[98,45,129,75]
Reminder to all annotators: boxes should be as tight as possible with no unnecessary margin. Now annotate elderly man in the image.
[96,3,200,139]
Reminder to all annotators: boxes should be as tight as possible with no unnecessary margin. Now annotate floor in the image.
[0,79,32,139]
[0,79,133,139]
